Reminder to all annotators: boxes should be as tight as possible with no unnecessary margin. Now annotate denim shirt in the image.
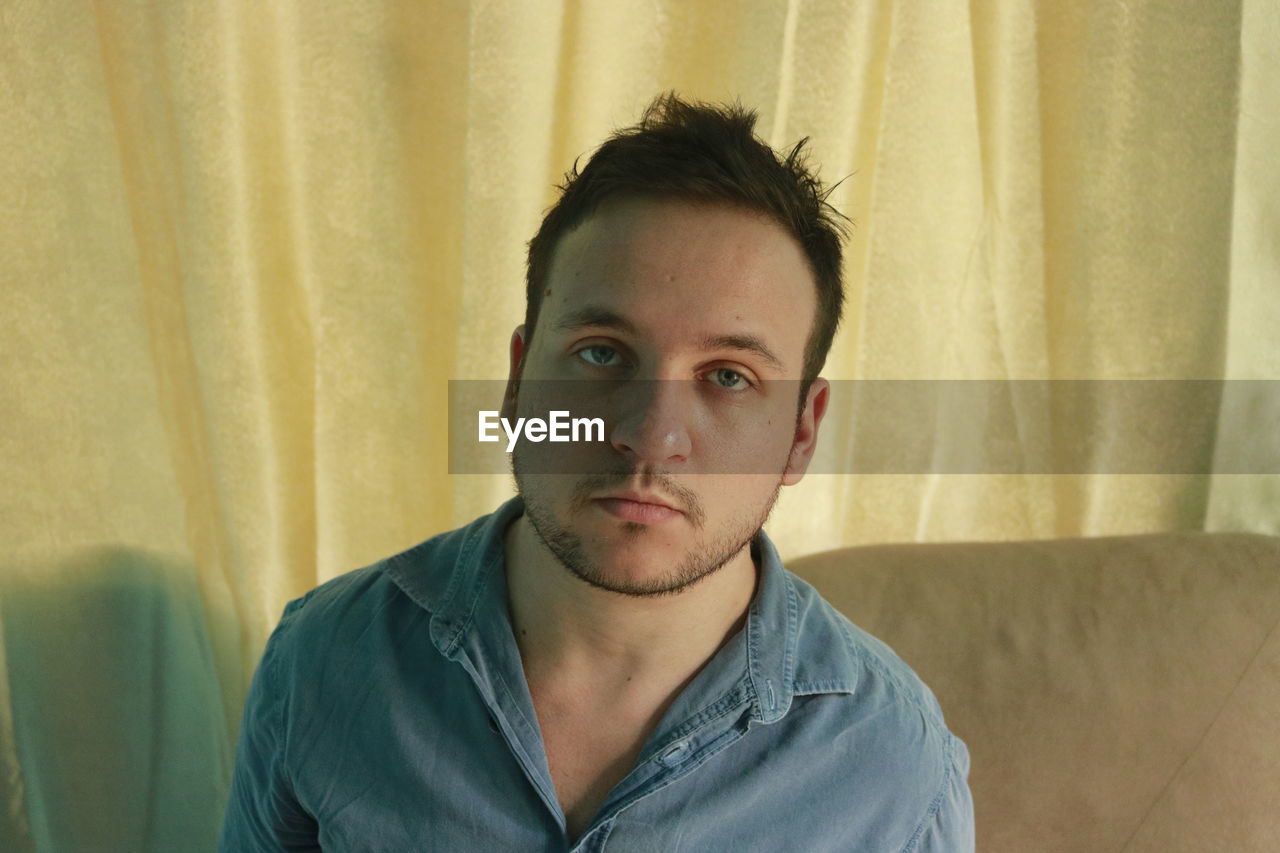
[220,496,974,852]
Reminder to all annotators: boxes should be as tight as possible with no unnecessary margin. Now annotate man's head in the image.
[524,92,849,396]
[502,93,848,599]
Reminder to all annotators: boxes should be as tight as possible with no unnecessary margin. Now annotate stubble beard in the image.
[512,452,783,599]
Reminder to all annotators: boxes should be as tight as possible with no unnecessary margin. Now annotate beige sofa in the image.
[788,532,1280,852]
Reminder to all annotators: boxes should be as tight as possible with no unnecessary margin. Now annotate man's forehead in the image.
[538,196,816,369]
[554,197,793,270]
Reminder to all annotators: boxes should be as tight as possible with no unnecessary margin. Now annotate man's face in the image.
[503,195,828,598]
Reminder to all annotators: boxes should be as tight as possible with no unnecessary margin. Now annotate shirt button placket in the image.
[577,742,693,851]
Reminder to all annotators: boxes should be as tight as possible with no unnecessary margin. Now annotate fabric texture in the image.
[3,2,1277,850]
[219,496,974,851]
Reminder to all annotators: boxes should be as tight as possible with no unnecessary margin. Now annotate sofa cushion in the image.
[788,532,1280,853]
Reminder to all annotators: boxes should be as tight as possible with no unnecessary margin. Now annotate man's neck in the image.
[503,514,758,707]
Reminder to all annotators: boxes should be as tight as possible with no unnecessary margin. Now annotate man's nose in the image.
[607,380,693,467]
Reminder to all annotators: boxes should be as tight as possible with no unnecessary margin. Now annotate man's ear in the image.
[783,377,830,487]
[500,325,528,422]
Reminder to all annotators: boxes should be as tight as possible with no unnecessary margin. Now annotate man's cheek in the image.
[719,424,791,474]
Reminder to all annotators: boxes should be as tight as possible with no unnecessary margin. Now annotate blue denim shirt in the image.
[220,496,974,852]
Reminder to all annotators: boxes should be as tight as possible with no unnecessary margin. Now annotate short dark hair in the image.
[524,92,850,397]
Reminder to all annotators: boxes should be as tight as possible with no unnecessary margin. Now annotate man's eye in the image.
[577,345,622,367]
[707,368,753,391]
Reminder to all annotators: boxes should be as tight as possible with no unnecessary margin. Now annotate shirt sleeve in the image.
[902,733,975,853]
[218,601,321,852]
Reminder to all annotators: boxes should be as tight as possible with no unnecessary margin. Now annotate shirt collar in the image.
[385,495,856,725]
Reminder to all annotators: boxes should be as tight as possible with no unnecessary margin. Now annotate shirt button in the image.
[659,740,690,767]
[487,714,499,733]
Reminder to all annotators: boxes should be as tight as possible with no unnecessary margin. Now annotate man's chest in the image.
[541,720,647,840]
[530,691,669,840]
[294,676,908,853]
[283,626,925,851]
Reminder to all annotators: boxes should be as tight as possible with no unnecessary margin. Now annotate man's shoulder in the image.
[784,569,972,847]
[267,513,487,658]
[785,568,958,747]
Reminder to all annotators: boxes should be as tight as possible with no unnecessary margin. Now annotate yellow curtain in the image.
[1,1,1276,849]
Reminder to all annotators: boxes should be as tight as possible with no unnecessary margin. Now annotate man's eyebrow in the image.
[700,333,786,372]
[551,306,640,336]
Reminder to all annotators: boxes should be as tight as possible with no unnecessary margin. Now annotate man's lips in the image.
[595,490,680,511]
[592,491,683,524]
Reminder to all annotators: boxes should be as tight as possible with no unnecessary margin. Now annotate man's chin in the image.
[567,542,675,579]
[568,561,705,598]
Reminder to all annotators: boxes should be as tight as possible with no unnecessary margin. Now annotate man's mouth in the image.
[592,490,683,524]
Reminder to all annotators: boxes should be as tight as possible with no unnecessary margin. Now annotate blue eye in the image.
[707,368,753,391]
[577,345,622,367]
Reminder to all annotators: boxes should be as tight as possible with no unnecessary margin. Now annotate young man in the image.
[221,93,974,851]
